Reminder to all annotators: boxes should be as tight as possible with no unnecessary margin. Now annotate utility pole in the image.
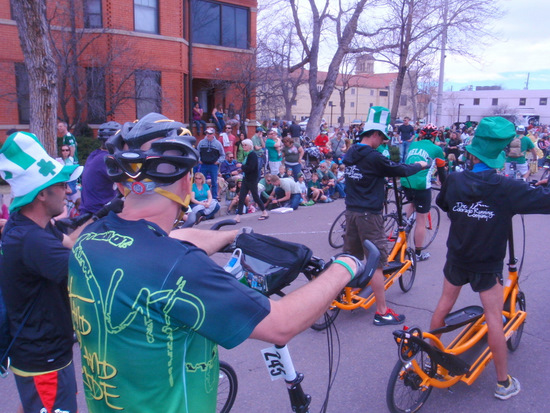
[435,0,448,126]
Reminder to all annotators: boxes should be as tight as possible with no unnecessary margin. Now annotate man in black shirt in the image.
[398,116,415,162]
[431,116,550,400]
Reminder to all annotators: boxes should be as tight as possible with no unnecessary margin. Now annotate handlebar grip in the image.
[209,219,237,230]
[346,240,380,289]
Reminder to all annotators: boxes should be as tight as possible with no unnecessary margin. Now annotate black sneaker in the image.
[373,308,406,326]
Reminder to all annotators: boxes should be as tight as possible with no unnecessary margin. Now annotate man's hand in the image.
[417,161,428,169]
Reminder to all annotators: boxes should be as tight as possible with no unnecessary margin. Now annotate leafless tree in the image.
[263,0,395,139]
[10,0,58,154]
[334,55,360,128]
[373,0,501,123]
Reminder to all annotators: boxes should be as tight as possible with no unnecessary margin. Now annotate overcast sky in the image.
[442,0,550,90]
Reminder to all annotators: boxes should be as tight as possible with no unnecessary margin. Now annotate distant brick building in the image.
[0,0,257,136]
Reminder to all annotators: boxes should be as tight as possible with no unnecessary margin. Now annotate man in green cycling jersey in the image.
[431,116,550,400]
[68,113,365,413]
[401,124,446,261]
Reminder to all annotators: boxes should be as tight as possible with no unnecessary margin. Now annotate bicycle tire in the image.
[218,361,238,413]
[311,294,342,331]
[328,210,346,249]
[398,248,416,292]
[411,205,440,250]
[386,348,435,413]
[504,291,526,352]
[541,168,550,182]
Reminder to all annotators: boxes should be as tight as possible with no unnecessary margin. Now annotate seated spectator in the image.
[258,174,274,205]
[192,102,207,136]
[320,176,334,202]
[268,175,302,210]
[220,152,242,181]
[225,180,238,214]
[314,130,330,155]
[190,172,220,220]
[307,172,327,203]
[331,163,346,198]
[297,173,314,206]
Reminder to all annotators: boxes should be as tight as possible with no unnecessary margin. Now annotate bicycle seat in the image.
[429,305,484,336]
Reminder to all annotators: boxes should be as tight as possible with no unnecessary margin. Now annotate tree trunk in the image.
[11,0,58,155]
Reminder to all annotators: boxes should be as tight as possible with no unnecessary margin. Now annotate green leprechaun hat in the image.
[0,131,83,211]
[465,117,516,169]
[360,106,391,139]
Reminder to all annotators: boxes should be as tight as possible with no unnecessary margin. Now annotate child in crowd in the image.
[307,172,327,203]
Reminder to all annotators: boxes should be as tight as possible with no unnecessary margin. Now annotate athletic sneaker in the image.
[416,251,430,261]
[494,376,521,400]
[373,308,406,326]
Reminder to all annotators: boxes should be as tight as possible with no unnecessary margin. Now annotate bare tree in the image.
[333,55,361,128]
[10,0,58,154]
[373,0,501,123]
[278,0,394,139]
[256,24,307,121]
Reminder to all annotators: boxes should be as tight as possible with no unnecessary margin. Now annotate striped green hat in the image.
[360,106,391,139]
[0,131,83,211]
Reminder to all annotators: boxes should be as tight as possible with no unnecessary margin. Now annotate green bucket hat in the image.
[360,106,391,139]
[465,117,516,169]
[0,131,83,211]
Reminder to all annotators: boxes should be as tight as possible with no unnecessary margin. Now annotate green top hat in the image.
[360,106,391,139]
[465,117,516,169]
[0,131,83,211]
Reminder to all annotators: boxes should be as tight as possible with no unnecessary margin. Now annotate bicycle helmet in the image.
[420,123,438,138]
[105,112,199,195]
[97,121,122,141]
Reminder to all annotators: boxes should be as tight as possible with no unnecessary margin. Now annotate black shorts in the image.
[402,187,431,213]
[444,261,503,292]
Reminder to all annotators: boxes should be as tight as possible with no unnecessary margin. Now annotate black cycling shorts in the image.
[443,261,503,293]
[402,187,431,214]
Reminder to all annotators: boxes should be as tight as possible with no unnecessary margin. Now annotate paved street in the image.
[2,194,550,412]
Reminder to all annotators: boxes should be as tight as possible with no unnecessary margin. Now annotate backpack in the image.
[507,137,523,158]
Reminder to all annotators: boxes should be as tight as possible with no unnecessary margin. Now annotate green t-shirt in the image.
[376,143,390,159]
[69,213,269,413]
[251,135,264,157]
[63,133,78,164]
[265,138,282,162]
[401,139,445,190]
[505,135,535,164]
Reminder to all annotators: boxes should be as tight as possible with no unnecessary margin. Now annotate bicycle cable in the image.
[319,314,341,413]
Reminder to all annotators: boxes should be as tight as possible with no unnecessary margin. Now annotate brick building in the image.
[0,0,257,136]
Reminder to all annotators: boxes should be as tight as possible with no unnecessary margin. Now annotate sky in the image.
[441,0,550,91]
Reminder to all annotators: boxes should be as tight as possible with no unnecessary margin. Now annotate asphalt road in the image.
[2,193,550,412]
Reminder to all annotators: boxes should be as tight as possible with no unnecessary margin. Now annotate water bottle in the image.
[224,249,247,285]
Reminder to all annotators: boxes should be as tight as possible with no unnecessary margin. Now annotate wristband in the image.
[333,259,355,280]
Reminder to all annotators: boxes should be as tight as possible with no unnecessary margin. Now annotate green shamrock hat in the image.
[360,106,391,139]
[465,117,516,169]
[0,131,83,211]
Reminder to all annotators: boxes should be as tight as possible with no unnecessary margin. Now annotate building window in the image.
[134,0,159,34]
[135,70,161,118]
[192,0,249,49]
[540,98,547,106]
[473,98,480,105]
[370,90,374,96]
[350,102,355,108]
[400,95,406,106]
[317,85,322,93]
[492,98,498,106]
[380,90,389,97]
[351,88,355,95]
[86,67,106,124]
[84,0,102,28]
[519,98,526,106]
[14,63,30,124]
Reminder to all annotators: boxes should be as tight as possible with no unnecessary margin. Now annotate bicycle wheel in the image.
[541,168,550,182]
[328,210,346,249]
[311,295,342,331]
[386,348,435,413]
[505,291,526,352]
[218,361,238,413]
[398,248,416,292]
[417,205,440,250]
